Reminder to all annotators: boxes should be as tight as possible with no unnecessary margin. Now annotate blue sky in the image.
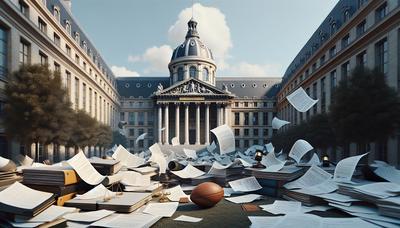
[72,0,339,77]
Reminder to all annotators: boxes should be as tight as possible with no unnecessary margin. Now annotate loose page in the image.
[171,137,180,146]
[306,153,321,166]
[210,124,235,154]
[166,185,190,202]
[284,165,332,189]
[272,214,321,228]
[15,205,77,223]
[264,143,275,153]
[183,148,198,160]
[353,182,400,198]
[68,151,106,185]
[171,164,205,179]
[112,145,145,168]
[135,133,147,145]
[321,217,380,228]
[120,171,151,187]
[288,139,314,163]
[374,166,400,185]
[75,184,116,200]
[207,161,233,176]
[272,117,290,130]
[293,180,338,195]
[228,176,262,192]
[174,215,202,223]
[225,194,262,204]
[286,87,318,112]
[261,151,285,172]
[148,143,167,174]
[143,202,179,217]
[334,153,368,182]
[260,200,302,215]
[90,213,161,228]
[207,141,217,153]
[63,209,114,223]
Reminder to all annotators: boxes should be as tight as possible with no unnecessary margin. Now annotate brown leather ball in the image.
[190,182,224,208]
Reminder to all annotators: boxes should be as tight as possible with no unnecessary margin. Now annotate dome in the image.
[170,19,214,63]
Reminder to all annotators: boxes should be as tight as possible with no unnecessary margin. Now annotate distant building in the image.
[117,19,280,152]
[277,0,400,165]
[0,0,119,161]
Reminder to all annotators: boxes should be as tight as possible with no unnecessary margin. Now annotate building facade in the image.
[277,0,400,165]
[0,0,119,161]
[117,19,280,153]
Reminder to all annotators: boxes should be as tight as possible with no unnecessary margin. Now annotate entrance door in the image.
[189,129,196,145]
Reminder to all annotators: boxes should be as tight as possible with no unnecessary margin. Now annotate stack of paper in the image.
[112,145,145,168]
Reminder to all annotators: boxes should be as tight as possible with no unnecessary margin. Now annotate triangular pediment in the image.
[154,78,233,97]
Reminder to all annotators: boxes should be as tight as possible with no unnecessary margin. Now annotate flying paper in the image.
[286,87,318,112]
[149,143,167,174]
[334,153,368,182]
[135,133,147,145]
[261,151,285,172]
[288,139,314,164]
[210,125,235,155]
[272,117,290,130]
[171,137,180,146]
[183,149,198,160]
[112,145,145,168]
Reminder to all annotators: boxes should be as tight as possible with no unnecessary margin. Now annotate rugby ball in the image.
[190,182,224,208]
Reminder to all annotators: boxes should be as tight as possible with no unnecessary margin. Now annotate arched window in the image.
[203,68,209,81]
[177,67,184,81]
[82,41,87,52]
[53,6,60,22]
[330,23,337,35]
[65,20,71,35]
[344,10,351,22]
[74,32,80,43]
[189,66,197,78]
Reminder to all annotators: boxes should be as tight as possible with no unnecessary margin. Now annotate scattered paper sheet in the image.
[124,181,160,192]
[288,139,314,164]
[273,213,322,227]
[90,212,161,228]
[293,180,338,195]
[334,153,368,182]
[67,151,106,185]
[225,194,262,204]
[75,184,116,200]
[149,143,167,174]
[286,87,318,112]
[208,161,233,176]
[264,143,275,153]
[143,202,179,217]
[210,125,235,155]
[171,137,180,146]
[228,176,262,192]
[301,205,333,213]
[260,200,302,215]
[235,158,253,167]
[171,164,205,179]
[173,215,202,223]
[374,165,400,185]
[15,205,77,223]
[0,156,9,168]
[63,209,114,223]
[223,188,237,197]
[120,171,151,187]
[284,165,332,189]
[183,149,198,160]
[306,153,321,166]
[207,141,217,153]
[318,192,360,203]
[248,216,281,228]
[20,155,34,167]
[112,145,145,168]
[321,217,381,228]
[261,151,285,172]
[352,182,400,198]
[135,133,147,145]
[0,182,53,212]
[166,185,190,202]
[272,117,290,130]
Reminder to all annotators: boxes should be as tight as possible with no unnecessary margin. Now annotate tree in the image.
[4,64,73,160]
[97,124,112,151]
[112,130,128,148]
[329,66,400,153]
[68,110,98,152]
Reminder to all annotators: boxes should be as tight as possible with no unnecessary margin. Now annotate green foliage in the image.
[97,124,112,148]
[68,110,98,148]
[112,130,128,148]
[330,66,400,146]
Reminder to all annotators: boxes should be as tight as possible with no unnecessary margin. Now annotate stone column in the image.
[164,104,169,144]
[216,104,221,126]
[175,103,180,145]
[195,103,200,145]
[158,104,162,143]
[225,105,229,125]
[205,104,210,145]
[184,104,189,145]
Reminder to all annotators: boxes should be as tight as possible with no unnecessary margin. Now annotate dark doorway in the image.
[189,129,196,144]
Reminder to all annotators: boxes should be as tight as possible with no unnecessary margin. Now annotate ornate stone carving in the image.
[168,81,214,95]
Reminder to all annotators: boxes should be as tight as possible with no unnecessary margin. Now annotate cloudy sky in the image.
[72,0,339,77]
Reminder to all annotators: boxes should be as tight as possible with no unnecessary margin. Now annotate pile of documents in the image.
[0,156,21,191]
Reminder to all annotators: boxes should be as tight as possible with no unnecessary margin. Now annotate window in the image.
[83,62,86,70]
[74,32,80,43]
[234,129,240,136]
[235,140,240,148]
[0,26,8,79]
[330,23,337,35]
[376,2,388,22]
[19,39,30,65]
[253,129,259,136]
[244,129,249,136]
[138,112,144,126]
[19,0,29,17]
[234,113,240,125]
[148,112,154,125]
[89,88,92,114]
[53,33,60,47]
[263,112,268,125]
[120,112,125,121]
[94,92,97,118]
[148,128,154,137]
[343,10,351,22]
[129,129,134,137]
[253,112,259,125]
[66,71,71,96]
[82,83,86,110]
[235,102,239,107]
[189,66,197,78]
[312,63,317,72]
[263,129,268,137]
[312,83,318,114]
[358,0,367,8]
[177,67,184,81]
[53,6,60,21]
[330,70,337,90]
[320,55,325,66]
[341,61,350,81]
[244,140,249,148]
[75,54,80,64]
[74,77,79,110]
[54,61,60,72]
[305,69,309,77]
[321,77,326,113]
[356,20,366,37]
[203,68,209,81]
[38,17,47,33]
[375,38,388,75]
[128,112,135,125]
[244,113,249,125]
[244,102,248,107]
[329,46,337,58]
[341,34,350,49]
[65,45,71,56]
[65,21,71,35]
[356,51,367,67]
[39,51,47,65]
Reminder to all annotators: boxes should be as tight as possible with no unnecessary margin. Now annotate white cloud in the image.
[228,62,283,77]
[127,55,141,63]
[168,3,232,70]
[111,66,140,77]
[142,45,173,73]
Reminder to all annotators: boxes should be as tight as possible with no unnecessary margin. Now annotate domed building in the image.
[117,18,281,151]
